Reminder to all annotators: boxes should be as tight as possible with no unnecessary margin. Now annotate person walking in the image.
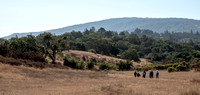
[156,70,159,78]
[149,70,154,78]
[137,71,140,77]
[134,71,137,77]
[142,70,146,78]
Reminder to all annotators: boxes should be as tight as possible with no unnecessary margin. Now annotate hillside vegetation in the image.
[1,27,200,71]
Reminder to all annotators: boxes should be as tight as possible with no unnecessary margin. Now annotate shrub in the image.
[167,61,190,72]
[176,65,187,71]
[90,57,97,63]
[135,67,143,71]
[86,61,94,69]
[88,49,96,53]
[166,64,173,68]
[167,67,176,72]
[76,61,85,69]
[116,61,133,71]
[63,57,80,69]
[153,64,166,70]
[192,63,200,71]
[121,49,140,61]
[0,44,9,57]
[99,62,111,70]
[0,55,22,66]
[22,51,46,62]
[0,55,46,68]
[0,44,45,62]
[110,65,117,70]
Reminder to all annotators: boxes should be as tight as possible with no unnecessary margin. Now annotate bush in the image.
[22,51,46,62]
[86,61,94,69]
[99,62,111,70]
[63,57,81,69]
[116,61,133,71]
[166,64,173,68]
[135,67,143,71]
[0,55,22,66]
[167,67,176,72]
[0,44,9,57]
[153,64,166,70]
[0,55,46,68]
[90,57,97,63]
[88,49,96,53]
[121,49,140,61]
[167,61,190,72]
[192,63,200,71]
[176,65,187,71]
[76,61,85,69]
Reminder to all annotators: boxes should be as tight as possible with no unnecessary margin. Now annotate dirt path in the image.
[0,63,199,95]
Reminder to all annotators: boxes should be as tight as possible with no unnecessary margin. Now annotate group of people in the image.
[134,70,159,78]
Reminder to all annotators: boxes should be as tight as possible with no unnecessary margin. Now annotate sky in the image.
[0,0,199,37]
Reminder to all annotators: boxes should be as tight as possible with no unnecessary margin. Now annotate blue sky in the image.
[0,0,199,37]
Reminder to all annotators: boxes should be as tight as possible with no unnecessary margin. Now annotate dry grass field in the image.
[0,63,199,95]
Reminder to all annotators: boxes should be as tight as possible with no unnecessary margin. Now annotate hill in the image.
[2,17,200,39]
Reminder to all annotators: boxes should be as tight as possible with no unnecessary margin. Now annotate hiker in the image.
[142,70,146,78]
[137,71,140,77]
[134,71,137,77]
[156,70,159,78]
[149,70,154,78]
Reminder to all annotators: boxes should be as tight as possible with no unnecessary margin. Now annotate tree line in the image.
[0,27,200,65]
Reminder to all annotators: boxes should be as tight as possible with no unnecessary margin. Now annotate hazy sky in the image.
[0,0,199,37]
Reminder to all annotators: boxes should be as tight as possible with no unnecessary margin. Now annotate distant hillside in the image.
[3,17,200,39]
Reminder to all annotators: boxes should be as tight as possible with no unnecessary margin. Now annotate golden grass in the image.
[0,63,199,95]
[180,89,200,95]
[61,50,152,66]
[191,78,200,83]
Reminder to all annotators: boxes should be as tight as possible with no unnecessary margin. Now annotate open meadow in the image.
[0,63,199,95]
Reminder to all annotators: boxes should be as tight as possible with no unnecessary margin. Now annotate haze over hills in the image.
[2,17,200,39]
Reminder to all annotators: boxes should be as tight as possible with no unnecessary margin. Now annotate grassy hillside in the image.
[53,50,152,67]
[0,63,199,95]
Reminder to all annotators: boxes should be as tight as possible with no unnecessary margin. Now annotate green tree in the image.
[121,49,140,61]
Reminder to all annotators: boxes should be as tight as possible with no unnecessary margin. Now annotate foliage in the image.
[0,55,46,68]
[167,61,190,72]
[88,49,96,53]
[86,61,94,70]
[116,61,133,71]
[153,64,167,70]
[167,67,176,72]
[2,27,200,67]
[121,49,140,61]
[89,58,97,64]
[99,62,111,70]
[135,67,143,71]
[0,44,9,57]
[63,57,85,69]
[76,61,85,69]
[0,44,46,62]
